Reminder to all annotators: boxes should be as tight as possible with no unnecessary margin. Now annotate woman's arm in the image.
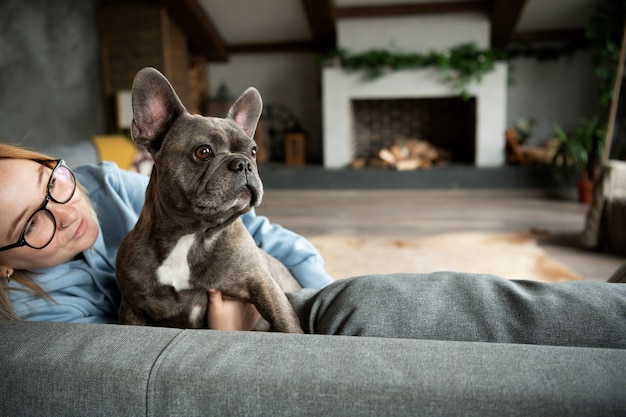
[241,210,333,288]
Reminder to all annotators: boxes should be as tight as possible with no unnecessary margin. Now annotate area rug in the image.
[308,231,581,282]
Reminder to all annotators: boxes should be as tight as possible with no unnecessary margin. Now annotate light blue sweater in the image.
[9,162,333,323]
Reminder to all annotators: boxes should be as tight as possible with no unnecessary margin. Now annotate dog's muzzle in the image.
[226,156,261,206]
[228,156,253,174]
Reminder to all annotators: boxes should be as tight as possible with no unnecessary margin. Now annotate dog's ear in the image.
[226,87,263,138]
[130,67,187,152]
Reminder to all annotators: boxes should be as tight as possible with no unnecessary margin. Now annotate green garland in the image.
[320,0,624,104]
[319,41,597,100]
[321,43,505,99]
[505,40,588,62]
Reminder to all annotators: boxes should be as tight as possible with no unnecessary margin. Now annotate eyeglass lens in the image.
[49,163,75,204]
[23,163,76,249]
[23,210,56,249]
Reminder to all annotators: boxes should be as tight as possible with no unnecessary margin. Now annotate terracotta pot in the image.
[575,179,594,204]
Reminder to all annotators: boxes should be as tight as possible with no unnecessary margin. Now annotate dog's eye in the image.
[195,145,213,160]
[251,147,257,158]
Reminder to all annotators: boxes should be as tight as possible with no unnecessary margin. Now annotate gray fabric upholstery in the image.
[1,321,625,416]
[1,272,626,416]
[0,321,181,416]
[288,273,626,347]
[39,140,99,169]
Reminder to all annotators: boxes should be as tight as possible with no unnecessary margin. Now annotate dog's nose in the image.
[228,157,252,173]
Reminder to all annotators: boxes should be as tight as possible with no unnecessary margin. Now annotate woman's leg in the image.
[288,272,626,348]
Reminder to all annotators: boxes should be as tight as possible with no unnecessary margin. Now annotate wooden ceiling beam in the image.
[301,0,336,52]
[490,0,527,49]
[159,0,228,62]
[335,1,489,19]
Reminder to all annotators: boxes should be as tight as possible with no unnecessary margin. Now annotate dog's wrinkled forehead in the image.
[161,114,253,156]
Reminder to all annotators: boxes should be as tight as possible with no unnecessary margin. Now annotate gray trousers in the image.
[288,272,626,348]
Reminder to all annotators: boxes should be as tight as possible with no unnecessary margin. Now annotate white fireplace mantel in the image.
[322,64,508,168]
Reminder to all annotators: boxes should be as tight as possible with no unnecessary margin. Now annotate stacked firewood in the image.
[351,139,450,171]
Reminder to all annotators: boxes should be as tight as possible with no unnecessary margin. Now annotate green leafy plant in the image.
[320,41,593,100]
[320,0,624,104]
[321,43,505,99]
[512,118,536,144]
[551,117,606,182]
[586,0,626,105]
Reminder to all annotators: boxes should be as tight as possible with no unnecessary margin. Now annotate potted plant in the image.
[551,117,606,203]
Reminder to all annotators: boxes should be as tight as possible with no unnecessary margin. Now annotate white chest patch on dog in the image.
[157,234,196,291]
[189,304,203,324]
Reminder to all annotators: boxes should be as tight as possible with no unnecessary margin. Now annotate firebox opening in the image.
[351,96,477,165]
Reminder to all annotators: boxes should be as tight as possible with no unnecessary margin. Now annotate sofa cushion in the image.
[1,321,625,416]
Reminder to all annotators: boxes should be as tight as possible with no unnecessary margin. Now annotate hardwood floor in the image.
[256,190,625,282]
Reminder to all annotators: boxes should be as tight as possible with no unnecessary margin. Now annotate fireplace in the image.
[322,64,508,168]
[352,96,476,164]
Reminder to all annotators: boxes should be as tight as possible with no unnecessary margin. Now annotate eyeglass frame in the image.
[0,159,77,253]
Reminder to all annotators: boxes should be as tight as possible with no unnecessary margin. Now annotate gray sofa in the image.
[1,319,625,416]
[2,141,624,415]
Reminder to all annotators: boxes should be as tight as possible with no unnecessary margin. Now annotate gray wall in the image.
[209,53,324,163]
[0,0,104,149]
[507,51,604,145]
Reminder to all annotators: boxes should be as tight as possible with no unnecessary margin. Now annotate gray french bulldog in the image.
[115,67,303,333]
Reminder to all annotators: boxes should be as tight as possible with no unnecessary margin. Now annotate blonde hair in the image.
[0,144,71,320]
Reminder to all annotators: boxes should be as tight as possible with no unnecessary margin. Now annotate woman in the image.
[0,143,332,326]
[1,143,625,348]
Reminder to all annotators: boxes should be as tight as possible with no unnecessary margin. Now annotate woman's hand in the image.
[207,289,260,331]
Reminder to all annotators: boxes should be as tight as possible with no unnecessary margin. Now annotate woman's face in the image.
[0,158,99,270]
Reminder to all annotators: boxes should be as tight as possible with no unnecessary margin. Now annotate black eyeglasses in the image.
[0,159,76,252]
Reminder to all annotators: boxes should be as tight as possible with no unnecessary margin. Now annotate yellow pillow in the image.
[92,135,137,170]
